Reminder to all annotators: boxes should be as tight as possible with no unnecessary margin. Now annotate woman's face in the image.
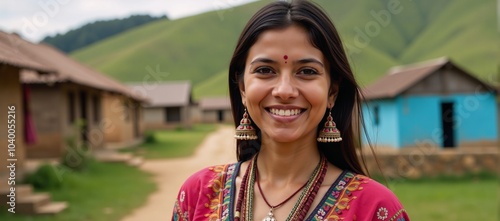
[240,25,335,144]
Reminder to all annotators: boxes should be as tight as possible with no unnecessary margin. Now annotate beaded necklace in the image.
[234,154,327,221]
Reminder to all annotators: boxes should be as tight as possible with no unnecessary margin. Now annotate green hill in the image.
[71,0,498,99]
[43,14,167,53]
[192,70,230,99]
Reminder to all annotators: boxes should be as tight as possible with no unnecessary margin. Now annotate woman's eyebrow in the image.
[294,58,324,67]
[250,57,278,65]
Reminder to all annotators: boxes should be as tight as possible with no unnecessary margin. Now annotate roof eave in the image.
[0,61,56,75]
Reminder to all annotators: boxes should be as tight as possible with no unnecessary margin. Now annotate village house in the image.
[362,57,498,149]
[0,32,54,180]
[198,96,232,123]
[0,31,68,214]
[129,81,193,130]
[5,32,147,159]
[100,93,145,148]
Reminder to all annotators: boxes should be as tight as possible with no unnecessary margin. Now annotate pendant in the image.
[263,208,276,221]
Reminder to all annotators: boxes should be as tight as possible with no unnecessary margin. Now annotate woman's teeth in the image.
[269,108,302,116]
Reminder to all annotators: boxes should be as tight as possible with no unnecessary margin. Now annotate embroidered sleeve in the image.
[171,164,235,221]
[361,177,411,221]
[171,167,217,221]
[373,205,409,221]
[172,170,204,221]
[385,208,409,221]
[338,175,410,221]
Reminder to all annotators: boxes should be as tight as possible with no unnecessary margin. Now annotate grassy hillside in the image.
[71,1,268,85]
[71,0,498,99]
[192,70,229,100]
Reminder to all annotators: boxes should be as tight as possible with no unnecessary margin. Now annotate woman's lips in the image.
[265,107,306,123]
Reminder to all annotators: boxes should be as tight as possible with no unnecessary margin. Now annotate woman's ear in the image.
[328,83,339,108]
[239,78,246,105]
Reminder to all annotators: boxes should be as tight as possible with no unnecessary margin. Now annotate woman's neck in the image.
[257,136,321,186]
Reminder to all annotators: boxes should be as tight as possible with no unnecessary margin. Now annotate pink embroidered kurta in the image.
[172,163,410,221]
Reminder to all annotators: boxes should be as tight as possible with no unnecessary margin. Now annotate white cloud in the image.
[0,0,256,42]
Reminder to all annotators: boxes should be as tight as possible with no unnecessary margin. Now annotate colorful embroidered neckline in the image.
[224,163,357,220]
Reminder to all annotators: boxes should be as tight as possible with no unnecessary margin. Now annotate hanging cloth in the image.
[23,84,37,144]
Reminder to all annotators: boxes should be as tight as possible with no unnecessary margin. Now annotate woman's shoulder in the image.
[172,162,240,221]
[180,162,240,191]
[351,174,401,202]
[330,172,410,220]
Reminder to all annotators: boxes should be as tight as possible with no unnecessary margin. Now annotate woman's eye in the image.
[298,68,318,75]
[254,67,274,74]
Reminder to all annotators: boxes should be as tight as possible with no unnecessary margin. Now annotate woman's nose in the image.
[272,74,298,100]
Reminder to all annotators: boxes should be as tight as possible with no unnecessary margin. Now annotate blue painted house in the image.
[362,57,498,149]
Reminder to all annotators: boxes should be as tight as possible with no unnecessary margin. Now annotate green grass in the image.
[126,124,218,159]
[389,176,498,221]
[71,0,497,99]
[0,161,155,221]
[0,124,217,220]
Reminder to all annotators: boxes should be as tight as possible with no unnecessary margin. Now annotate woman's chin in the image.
[263,131,303,143]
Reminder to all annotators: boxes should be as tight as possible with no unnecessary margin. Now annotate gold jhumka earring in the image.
[317,109,342,142]
[234,108,258,140]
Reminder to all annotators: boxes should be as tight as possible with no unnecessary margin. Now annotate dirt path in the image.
[120,125,236,221]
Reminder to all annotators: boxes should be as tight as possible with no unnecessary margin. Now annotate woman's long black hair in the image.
[228,0,369,175]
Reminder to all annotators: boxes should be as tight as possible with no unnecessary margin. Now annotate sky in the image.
[0,0,257,42]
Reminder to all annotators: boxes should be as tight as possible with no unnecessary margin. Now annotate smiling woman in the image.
[172,1,410,220]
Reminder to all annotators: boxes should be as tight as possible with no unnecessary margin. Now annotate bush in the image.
[144,131,157,144]
[24,164,63,190]
[61,120,93,171]
[62,136,93,172]
[174,126,185,131]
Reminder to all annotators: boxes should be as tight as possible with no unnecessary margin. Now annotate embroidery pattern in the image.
[321,173,367,220]
[221,164,236,220]
[312,172,349,220]
[173,199,189,221]
[205,164,236,220]
[377,207,388,220]
[180,191,186,203]
[389,209,407,221]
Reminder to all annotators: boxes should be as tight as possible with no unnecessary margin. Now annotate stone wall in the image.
[362,147,499,179]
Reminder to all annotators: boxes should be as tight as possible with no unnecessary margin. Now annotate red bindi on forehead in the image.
[284,55,288,63]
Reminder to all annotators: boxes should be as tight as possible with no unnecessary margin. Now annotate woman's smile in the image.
[265,105,306,123]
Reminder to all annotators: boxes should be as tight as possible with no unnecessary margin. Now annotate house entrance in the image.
[134,105,140,138]
[217,110,224,122]
[440,102,455,148]
[79,91,88,144]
